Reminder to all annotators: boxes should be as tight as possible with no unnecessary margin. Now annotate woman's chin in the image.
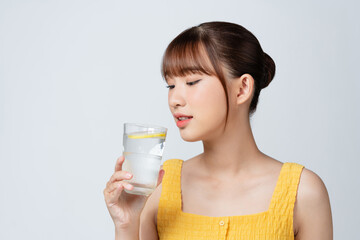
[179,131,202,142]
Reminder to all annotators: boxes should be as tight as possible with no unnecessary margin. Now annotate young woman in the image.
[104,21,333,239]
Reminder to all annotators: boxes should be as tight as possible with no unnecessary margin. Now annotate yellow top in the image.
[157,159,304,240]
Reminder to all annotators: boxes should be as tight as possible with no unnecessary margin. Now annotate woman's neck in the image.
[200,117,263,179]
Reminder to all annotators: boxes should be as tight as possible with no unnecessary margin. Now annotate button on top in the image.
[219,220,225,226]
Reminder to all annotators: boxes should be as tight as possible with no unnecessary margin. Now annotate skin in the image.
[104,68,333,239]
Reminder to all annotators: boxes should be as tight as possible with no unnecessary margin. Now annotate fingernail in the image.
[125,183,132,190]
[126,173,132,178]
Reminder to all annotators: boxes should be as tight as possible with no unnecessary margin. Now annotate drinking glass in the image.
[122,123,167,196]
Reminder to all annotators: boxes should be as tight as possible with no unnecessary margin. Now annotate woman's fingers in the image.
[104,183,124,206]
[103,156,134,204]
[109,170,133,184]
[105,182,134,206]
[107,180,133,194]
[115,156,125,172]
[106,181,123,194]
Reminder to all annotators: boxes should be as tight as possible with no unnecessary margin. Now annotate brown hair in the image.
[161,21,275,120]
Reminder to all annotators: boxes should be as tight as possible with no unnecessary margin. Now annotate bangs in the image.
[161,40,216,81]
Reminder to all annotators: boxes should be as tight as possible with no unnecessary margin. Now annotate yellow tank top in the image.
[157,159,304,239]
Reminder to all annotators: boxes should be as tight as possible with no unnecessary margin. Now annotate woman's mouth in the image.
[174,114,193,128]
[176,116,193,128]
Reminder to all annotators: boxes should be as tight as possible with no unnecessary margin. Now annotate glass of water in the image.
[122,123,167,196]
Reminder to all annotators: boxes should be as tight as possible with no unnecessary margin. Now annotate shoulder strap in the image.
[158,159,183,214]
[269,162,304,216]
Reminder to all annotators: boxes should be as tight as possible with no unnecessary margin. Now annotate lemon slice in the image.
[127,132,166,139]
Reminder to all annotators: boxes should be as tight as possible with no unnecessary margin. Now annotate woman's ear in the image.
[233,74,254,105]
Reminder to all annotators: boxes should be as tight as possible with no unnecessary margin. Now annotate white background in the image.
[0,0,359,239]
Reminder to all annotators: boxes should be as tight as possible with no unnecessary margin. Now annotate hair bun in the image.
[262,52,276,89]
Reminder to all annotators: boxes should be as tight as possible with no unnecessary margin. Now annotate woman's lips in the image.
[176,117,192,128]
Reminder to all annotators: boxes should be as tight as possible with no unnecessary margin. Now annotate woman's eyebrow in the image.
[165,73,203,84]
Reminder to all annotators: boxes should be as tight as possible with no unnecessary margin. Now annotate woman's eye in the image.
[166,80,200,89]
[187,79,201,86]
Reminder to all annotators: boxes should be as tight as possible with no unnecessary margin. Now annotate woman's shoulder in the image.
[293,166,333,238]
[296,167,330,211]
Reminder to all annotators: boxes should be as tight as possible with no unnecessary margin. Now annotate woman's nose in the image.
[168,87,186,108]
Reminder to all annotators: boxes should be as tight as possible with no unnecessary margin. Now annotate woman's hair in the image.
[161,21,276,119]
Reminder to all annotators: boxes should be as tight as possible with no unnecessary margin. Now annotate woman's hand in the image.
[103,156,164,229]
[103,156,146,228]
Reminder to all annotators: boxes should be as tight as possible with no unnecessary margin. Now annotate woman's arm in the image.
[139,183,163,240]
[138,165,164,240]
[114,183,162,240]
[294,168,333,240]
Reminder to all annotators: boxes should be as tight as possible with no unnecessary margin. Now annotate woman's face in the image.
[166,72,228,142]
